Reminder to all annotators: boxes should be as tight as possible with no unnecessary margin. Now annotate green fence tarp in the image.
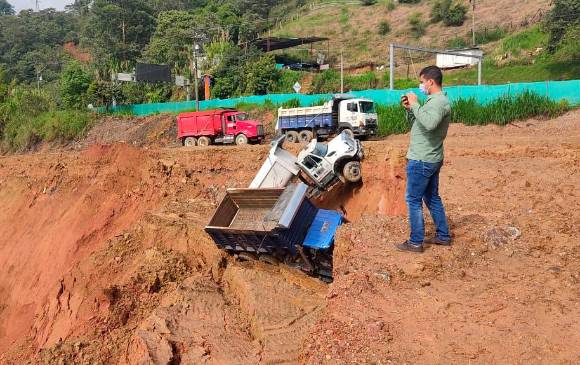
[109,80,580,117]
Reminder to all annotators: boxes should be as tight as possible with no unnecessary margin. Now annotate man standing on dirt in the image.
[396,65,452,253]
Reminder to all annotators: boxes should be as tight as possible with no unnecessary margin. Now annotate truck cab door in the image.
[342,101,360,128]
[225,114,237,135]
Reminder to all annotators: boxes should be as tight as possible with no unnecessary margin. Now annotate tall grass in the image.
[1,86,94,151]
[377,91,569,136]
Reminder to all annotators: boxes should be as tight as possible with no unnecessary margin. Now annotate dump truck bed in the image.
[205,184,317,254]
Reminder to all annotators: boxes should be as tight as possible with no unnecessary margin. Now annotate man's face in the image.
[419,75,433,93]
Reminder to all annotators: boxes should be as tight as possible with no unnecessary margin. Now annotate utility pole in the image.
[340,49,344,93]
[471,0,476,46]
[193,44,200,111]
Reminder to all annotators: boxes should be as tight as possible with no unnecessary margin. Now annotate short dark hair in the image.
[419,65,443,86]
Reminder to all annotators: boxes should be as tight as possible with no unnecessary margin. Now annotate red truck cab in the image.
[177,109,264,146]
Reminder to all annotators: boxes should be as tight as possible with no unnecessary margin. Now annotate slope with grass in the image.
[271,0,551,66]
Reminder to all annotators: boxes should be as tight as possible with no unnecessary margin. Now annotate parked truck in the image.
[177,109,265,146]
[205,183,342,280]
[276,94,378,143]
[250,131,364,197]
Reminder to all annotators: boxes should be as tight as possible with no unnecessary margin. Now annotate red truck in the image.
[177,109,265,146]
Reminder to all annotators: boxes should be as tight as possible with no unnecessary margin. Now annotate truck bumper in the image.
[353,127,377,136]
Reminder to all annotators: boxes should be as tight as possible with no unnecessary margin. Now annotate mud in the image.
[0,110,579,364]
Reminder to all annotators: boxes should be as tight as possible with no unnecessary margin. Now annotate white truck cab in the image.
[250,131,364,197]
[338,98,378,137]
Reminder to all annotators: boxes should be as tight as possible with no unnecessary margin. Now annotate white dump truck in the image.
[250,131,364,197]
[276,94,378,143]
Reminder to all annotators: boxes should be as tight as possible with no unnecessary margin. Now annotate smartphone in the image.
[401,95,409,106]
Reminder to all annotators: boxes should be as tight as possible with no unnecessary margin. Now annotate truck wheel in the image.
[342,161,362,183]
[235,134,248,145]
[299,130,314,143]
[341,128,354,139]
[197,136,211,147]
[183,137,197,147]
[285,131,300,143]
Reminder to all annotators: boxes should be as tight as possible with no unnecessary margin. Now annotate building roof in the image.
[253,37,329,52]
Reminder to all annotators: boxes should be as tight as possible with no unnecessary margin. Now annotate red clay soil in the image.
[0,110,578,364]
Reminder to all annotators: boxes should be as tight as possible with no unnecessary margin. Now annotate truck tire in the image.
[235,134,248,145]
[183,137,197,147]
[299,130,314,143]
[197,136,211,147]
[285,131,300,143]
[341,128,354,139]
[342,161,362,183]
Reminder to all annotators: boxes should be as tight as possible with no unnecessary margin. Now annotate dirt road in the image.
[0,110,578,364]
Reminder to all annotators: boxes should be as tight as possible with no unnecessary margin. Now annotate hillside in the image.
[271,0,551,66]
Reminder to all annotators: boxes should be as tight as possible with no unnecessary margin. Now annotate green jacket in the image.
[406,92,451,163]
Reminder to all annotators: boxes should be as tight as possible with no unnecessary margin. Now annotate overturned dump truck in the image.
[250,131,364,197]
[205,183,342,280]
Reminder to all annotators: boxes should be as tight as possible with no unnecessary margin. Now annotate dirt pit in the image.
[0,110,579,364]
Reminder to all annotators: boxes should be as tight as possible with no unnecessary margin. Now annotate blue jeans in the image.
[405,159,451,245]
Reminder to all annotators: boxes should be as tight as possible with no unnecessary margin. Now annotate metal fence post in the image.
[389,44,394,91]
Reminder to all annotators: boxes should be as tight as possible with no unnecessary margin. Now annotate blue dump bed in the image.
[278,113,333,130]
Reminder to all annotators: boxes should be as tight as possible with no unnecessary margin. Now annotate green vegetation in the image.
[0,85,94,151]
[446,36,468,48]
[475,27,507,45]
[498,26,548,56]
[408,12,426,38]
[544,0,580,52]
[431,0,467,26]
[377,92,569,136]
[310,70,381,94]
[378,20,391,35]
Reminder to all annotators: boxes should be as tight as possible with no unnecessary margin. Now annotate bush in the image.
[2,108,94,151]
[311,70,341,94]
[378,20,391,35]
[544,0,580,52]
[446,36,468,48]
[408,12,426,38]
[60,62,92,109]
[431,0,467,27]
[475,27,507,45]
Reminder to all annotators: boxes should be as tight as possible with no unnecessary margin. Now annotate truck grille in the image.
[258,125,264,136]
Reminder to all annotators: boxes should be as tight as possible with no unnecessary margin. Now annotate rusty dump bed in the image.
[205,184,317,254]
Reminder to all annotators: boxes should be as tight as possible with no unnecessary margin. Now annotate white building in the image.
[436,48,483,69]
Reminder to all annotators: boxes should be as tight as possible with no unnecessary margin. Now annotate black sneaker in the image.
[395,241,424,253]
[424,237,452,246]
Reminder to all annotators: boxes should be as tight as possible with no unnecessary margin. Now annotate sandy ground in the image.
[0,110,578,364]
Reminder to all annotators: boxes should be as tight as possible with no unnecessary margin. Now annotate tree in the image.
[0,0,14,16]
[143,11,196,68]
[431,0,467,27]
[0,9,78,82]
[84,0,156,63]
[60,61,92,109]
[545,0,580,52]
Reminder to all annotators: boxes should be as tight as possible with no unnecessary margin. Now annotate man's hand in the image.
[406,92,419,106]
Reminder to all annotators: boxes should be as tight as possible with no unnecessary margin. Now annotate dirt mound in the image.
[81,114,178,149]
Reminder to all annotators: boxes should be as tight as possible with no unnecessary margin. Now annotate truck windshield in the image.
[312,143,328,157]
[236,113,249,121]
[359,101,375,113]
